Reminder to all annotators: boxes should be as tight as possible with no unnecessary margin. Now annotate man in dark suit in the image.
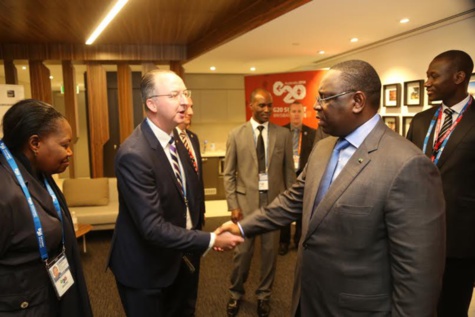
[406,50,475,317]
[224,88,296,317]
[279,101,316,255]
[218,60,446,316]
[108,69,243,317]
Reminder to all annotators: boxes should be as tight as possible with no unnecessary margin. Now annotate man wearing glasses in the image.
[217,60,445,316]
[108,69,243,317]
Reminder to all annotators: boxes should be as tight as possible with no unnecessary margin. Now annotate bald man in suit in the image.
[224,88,295,317]
[218,60,445,316]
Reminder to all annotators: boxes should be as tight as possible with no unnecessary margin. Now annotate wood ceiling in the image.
[0,0,310,63]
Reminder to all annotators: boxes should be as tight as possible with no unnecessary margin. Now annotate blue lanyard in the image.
[0,140,64,262]
[422,98,471,165]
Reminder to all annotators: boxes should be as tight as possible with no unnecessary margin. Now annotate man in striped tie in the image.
[407,50,475,317]
[109,69,243,317]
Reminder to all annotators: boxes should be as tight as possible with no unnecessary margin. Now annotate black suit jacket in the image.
[407,96,475,258]
[108,120,211,289]
[284,123,316,175]
[173,128,205,229]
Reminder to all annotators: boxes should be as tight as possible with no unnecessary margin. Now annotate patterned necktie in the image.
[256,126,266,173]
[292,128,300,156]
[169,137,184,195]
[436,108,454,144]
[180,131,198,173]
[313,139,350,211]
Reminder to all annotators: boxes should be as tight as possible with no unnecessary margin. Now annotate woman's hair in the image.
[2,99,65,152]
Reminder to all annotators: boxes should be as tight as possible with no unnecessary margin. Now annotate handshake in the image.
[212,221,244,252]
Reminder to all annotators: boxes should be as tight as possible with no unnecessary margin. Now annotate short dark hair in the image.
[331,60,382,109]
[434,50,474,84]
[2,99,65,153]
[250,88,271,103]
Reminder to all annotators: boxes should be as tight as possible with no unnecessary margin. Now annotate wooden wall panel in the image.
[86,64,109,178]
[3,60,18,84]
[29,61,52,104]
[170,61,184,79]
[117,63,134,142]
[62,61,79,178]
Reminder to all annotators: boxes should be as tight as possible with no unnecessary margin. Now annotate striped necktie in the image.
[180,131,198,173]
[436,108,454,144]
[169,137,184,195]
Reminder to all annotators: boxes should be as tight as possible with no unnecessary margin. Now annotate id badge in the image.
[47,252,75,298]
[258,173,269,191]
[293,155,300,171]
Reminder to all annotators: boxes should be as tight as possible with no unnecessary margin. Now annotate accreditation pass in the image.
[258,173,269,191]
[47,253,75,298]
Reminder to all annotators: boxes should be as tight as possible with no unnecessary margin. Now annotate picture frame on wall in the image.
[383,83,401,107]
[469,72,475,96]
[402,116,413,137]
[404,80,424,106]
[382,116,399,134]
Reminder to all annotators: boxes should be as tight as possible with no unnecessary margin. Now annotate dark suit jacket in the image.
[173,128,205,229]
[108,120,211,289]
[407,96,475,258]
[240,120,446,316]
[0,153,92,316]
[284,123,316,175]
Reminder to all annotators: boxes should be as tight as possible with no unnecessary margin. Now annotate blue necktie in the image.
[313,139,350,211]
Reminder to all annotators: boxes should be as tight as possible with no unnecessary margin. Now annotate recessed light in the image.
[350,38,358,43]
[318,50,325,55]
[49,76,54,80]
[22,66,27,70]
[250,67,256,72]
[400,18,410,24]
[210,66,216,71]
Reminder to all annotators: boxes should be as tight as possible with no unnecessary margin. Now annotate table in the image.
[75,223,93,253]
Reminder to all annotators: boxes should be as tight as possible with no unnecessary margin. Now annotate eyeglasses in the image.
[148,89,192,100]
[316,90,355,105]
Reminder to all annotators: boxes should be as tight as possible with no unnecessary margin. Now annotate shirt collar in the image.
[345,113,380,149]
[250,117,269,130]
[442,94,471,114]
[290,124,302,131]
[146,118,174,149]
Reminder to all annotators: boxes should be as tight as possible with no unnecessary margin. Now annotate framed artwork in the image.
[383,83,401,107]
[404,80,424,106]
[402,116,413,137]
[469,72,475,96]
[382,116,399,134]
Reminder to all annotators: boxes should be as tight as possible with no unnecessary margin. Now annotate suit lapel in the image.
[245,122,259,169]
[267,124,276,166]
[304,121,384,239]
[436,96,475,168]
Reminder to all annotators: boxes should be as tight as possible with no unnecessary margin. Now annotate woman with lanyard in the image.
[0,99,92,316]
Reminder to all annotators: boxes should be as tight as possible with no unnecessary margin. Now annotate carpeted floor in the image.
[80,217,297,317]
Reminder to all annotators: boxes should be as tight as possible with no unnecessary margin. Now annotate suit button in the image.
[20,301,29,309]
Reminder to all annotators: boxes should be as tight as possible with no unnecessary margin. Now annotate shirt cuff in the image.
[237,222,246,238]
[202,232,216,257]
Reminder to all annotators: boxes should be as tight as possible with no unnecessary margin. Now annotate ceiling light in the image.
[22,66,27,70]
[250,67,256,72]
[350,38,359,43]
[318,50,325,55]
[400,18,410,24]
[210,66,216,71]
[49,76,54,80]
[86,0,129,45]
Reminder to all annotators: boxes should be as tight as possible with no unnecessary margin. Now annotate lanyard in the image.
[422,97,472,165]
[0,140,64,262]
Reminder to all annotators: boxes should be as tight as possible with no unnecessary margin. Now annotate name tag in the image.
[47,252,75,298]
[258,173,269,191]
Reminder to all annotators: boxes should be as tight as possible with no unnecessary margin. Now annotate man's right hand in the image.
[231,208,243,223]
[213,231,244,251]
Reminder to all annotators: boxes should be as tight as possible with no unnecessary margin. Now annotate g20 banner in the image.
[244,70,327,128]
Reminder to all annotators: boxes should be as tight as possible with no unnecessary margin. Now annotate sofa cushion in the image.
[63,178,109,207]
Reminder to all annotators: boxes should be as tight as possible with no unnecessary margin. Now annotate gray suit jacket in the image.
[224,121,295,214]
[240,119,446,316]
